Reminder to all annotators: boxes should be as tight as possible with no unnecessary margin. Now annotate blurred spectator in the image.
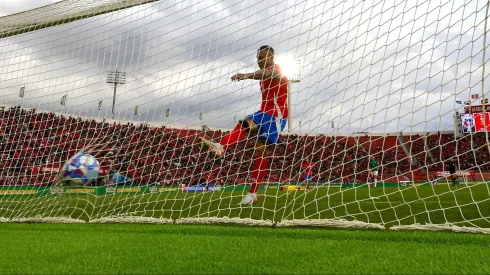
[0,106,487,186]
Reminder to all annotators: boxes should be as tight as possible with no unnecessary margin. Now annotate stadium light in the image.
[107,70,126,119]
[280,59,301,80]
[19,86,25,98]
[19,86,25,105]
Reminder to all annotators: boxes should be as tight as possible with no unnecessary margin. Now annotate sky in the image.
[0,0,489,135]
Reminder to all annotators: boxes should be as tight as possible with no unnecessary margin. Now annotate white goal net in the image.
[1,0,490,232]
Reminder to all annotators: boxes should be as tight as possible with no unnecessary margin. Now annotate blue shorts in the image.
[303,175,313,180]
[246,111,287,144]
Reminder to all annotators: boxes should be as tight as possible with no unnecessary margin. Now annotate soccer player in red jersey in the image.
[200,46,289,205]
[301,157,314,190]
[205,172,213,192]
[343,175,350,188]
[469,170,476,183]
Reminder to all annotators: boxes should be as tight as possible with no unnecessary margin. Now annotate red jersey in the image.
[205,173,213,183]
[259,64,289,119]
[470,171,476,178]
[302,161,313,176]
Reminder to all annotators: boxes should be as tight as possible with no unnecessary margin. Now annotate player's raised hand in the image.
[231,73,247,81]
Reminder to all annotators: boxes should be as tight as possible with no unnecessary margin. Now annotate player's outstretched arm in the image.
[231,68,282,81]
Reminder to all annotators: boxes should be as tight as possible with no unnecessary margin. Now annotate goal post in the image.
[0,0,159,39]
[0,0,490,233]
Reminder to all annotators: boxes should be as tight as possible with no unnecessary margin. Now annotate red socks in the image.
[249,156,268,194]
[220,124,247,151]
[219,123,267,194]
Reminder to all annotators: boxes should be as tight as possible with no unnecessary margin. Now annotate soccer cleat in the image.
[199,137,224,157]
[239,193,257,205]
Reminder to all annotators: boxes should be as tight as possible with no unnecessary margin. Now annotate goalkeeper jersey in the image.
[369,159,378,171]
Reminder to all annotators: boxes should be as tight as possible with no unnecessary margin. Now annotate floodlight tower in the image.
[287,60,301,133]
[107,70,126,119]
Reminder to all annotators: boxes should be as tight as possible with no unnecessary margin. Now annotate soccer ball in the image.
[62,153,100,184]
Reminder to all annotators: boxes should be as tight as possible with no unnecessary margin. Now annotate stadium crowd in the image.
[0,106,488,186]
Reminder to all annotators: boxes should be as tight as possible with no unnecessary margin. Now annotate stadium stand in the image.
[0,106,488,186]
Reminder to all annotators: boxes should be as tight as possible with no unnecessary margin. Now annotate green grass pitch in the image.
[1,183,490,227]
[1,183,490,274]
[0,223,489,274]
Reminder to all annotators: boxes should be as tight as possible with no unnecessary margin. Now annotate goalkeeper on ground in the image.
[200,45,289,205]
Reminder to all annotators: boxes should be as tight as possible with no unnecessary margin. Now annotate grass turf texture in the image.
[1,183,490,227]
[0,223,489,274]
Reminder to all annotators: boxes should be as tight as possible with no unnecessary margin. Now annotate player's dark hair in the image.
[258,45,274,54]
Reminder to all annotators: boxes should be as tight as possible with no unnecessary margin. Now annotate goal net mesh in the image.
[1,0,490,231]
